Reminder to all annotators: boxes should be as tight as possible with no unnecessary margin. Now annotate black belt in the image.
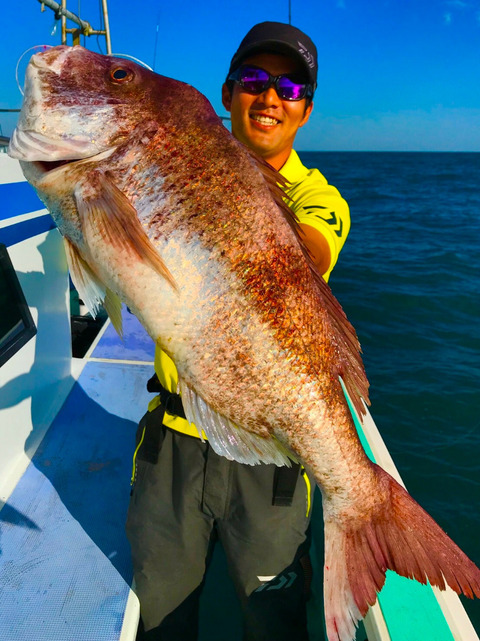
[147,373,186,419]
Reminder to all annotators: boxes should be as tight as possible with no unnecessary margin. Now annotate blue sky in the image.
[1,0,479,150]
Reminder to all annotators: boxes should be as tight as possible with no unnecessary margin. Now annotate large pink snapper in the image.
[9,46,480,640]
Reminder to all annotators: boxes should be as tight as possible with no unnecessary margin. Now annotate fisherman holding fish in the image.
[127,22,350,640]
[10,17,480,641]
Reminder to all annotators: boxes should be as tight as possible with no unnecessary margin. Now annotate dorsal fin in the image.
[247,149,370,417]
[246,147,323,273]
[246,149,297,219]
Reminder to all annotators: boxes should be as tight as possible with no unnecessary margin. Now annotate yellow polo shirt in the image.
[149,150,351,435]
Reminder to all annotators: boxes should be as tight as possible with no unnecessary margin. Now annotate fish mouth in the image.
[8,129,116,175]
[33,158,81,175]
[30,147,117,177]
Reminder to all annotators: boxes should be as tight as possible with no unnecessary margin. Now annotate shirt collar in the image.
[279,149,308,183]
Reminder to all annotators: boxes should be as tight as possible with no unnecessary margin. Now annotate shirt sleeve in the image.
[284,168,350,282]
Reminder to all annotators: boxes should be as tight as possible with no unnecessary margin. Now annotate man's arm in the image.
[298,222,332,277]
[288,184,351,282]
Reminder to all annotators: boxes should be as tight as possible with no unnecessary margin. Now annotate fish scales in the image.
[9,45,480,641]
[99,95,353,453]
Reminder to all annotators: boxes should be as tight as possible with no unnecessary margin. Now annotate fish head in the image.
[11,46,136,163]
[8,45,211,180]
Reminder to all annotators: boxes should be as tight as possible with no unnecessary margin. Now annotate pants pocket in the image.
[130,405,166,493]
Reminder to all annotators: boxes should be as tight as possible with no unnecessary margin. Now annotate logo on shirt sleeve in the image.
[304,205,343,238]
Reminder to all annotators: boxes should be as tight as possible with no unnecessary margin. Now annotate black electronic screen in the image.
[0,243,37,367]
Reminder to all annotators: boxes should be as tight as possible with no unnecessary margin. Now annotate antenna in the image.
[37,0,112,53]
[152,13,161,71]
[288,0,292,24]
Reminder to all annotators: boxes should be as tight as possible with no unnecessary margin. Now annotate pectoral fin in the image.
[75,173,177,290]
[179,381,296,467]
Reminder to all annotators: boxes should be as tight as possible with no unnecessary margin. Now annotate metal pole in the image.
[61,0,67,44]
[101,0,112,54]
[36,0,112,49]
[36,0,92,35]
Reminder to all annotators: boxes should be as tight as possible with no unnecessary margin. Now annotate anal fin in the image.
[103,288,123,338]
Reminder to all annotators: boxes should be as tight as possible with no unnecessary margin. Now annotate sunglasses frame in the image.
[228,64,313,102]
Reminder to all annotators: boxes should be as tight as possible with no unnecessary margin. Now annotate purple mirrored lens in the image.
[240,67,270,93]
[277,76,305,100]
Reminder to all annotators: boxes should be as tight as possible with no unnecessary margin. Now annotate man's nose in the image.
[257,86,281,107]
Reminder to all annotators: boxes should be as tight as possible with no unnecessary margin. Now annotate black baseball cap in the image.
[227,22,318,90]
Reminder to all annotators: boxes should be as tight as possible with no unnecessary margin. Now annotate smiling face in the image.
[222,52,313,170]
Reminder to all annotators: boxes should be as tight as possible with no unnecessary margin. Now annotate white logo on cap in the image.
[297,40,315,68]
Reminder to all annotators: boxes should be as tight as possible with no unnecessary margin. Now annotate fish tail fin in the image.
[323,463,480,641]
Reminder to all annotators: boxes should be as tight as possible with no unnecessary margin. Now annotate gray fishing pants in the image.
[126,404,315,640]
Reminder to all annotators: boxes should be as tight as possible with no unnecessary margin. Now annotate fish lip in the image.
[8,128,94,162]
[8,128,117,175]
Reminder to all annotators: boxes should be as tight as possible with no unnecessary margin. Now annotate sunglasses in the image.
[228,65,313,102]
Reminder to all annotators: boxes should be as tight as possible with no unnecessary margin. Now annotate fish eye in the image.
[110,67,134,83]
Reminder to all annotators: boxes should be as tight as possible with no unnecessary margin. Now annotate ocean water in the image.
[299,151,480,634]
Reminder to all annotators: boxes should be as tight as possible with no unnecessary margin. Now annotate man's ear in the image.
[300,101,314,128]
[222,83,232,111]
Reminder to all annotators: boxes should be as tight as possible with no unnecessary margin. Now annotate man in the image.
[127,22,350,641]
